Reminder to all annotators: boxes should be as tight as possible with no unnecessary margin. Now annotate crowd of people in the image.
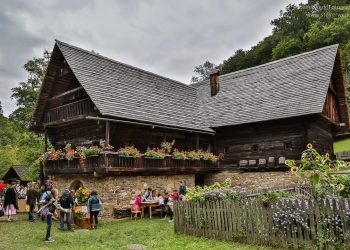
[0,179,102,243]
[0,179,187,242]
[132,181,187,221]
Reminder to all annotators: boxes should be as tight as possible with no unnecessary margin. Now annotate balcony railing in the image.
[44,153,220,175]
[44,98,95,124]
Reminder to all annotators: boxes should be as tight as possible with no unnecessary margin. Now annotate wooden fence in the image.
[174,198,350,249]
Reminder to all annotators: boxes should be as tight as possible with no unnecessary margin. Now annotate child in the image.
[172,190,179,201]
[87,191,102,229]
[133,193,142,211]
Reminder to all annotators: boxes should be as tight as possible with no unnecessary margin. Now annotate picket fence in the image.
[174,198,350,249]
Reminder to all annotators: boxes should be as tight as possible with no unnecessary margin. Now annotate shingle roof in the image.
[53,41,339,131]
[56,41,212,133]
[192,44,338,127]
[13,166,30,178]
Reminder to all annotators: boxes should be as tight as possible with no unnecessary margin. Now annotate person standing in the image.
[179,181,187,199]
[40,185,56,242]
[87,191,102,229]
[3,182,18,222]
[26,183,38,222]
[58,188,74,231]
[0,180,5,196]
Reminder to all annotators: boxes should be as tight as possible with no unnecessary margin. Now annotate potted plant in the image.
[172,149,188,160]
[160,140,175,154]
[84,145,102,157]
[187,150,201,160]
[117,146,140,158]
[144,147,165,159]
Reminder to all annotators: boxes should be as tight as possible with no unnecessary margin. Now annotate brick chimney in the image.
[210,69,220,96]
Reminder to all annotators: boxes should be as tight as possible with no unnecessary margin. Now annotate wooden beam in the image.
[47,86,83,101]
[196,133,199,150]
[105,121,110,147]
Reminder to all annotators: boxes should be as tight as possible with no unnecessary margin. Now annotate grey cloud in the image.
[0,0,306,116]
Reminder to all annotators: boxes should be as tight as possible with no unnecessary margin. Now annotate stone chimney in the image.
[210,69,220,96]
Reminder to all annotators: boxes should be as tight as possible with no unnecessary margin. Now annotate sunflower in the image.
[290,166,299,173]
[307,143,313,149]
[315,156,320,161]
[338,184,345,191]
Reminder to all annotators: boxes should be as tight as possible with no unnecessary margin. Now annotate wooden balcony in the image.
[44,153,221,175]
[44,98,96,125]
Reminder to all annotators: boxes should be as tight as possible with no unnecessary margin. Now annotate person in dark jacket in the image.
[58,188,74,231]
[26,183,39,222]
[4,182,18,222]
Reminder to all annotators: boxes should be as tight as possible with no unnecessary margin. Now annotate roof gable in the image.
[192,44,340,127]
[55,41,211,132]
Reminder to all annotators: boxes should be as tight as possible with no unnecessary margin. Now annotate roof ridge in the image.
[191,44,339,86]
[55,40,196,90]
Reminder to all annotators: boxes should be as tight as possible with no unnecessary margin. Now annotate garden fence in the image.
[174,197,350,249]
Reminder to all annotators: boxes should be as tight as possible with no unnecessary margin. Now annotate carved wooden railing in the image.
[44,98,95,124]
[44,153,220,174]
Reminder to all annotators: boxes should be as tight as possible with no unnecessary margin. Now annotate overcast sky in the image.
[0,0,306,116]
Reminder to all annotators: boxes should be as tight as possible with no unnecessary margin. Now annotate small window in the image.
[252,145,259,151]
[284,142,292,149]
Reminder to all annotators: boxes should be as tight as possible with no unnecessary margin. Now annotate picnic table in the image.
[140,201,159,219]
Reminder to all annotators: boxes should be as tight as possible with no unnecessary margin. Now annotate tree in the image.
[0,101,3,115]
[191,61,218,83]
[10,50,50,128]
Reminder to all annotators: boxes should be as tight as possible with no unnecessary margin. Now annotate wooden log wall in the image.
[307,120,334,156]
[214,118,309,164]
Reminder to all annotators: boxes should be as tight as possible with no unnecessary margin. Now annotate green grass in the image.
[334,138,350,153]
[0,215,277,250]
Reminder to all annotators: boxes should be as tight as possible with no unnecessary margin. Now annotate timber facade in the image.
[29,41,350,214]
[31,41,350,174]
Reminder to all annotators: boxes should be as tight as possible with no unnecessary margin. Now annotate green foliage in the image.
[286,144,350,198]
[191,61,218,83]
[144,148,165,159]
[218,0,350,108]
[10,50,50,128]
[0,51,50,180]
[258,190,291,203]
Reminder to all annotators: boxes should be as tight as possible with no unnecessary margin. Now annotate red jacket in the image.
[172,192,179,201]
[0,183,5,193]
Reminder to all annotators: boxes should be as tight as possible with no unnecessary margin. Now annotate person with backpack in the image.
[58,188,74,231]
[39,185,56,242]
[87,191,102,229]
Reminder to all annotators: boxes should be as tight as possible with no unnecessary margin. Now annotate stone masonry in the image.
[204,171,302,190]
[51,174,195,217]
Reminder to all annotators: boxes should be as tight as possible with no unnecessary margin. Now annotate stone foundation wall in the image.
[51,174,194,217]
[204,171,302,190]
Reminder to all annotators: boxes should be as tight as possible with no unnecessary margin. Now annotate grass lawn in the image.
[334,138,350,153]
[0,215,278,250]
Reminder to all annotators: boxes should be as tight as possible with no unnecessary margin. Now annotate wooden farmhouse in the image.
[30,41,350,214]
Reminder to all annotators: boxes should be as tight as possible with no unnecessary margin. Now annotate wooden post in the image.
[105,121,110,147]
[40,131,48,185]
[196,133,199,150]
[104,121,110,168]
